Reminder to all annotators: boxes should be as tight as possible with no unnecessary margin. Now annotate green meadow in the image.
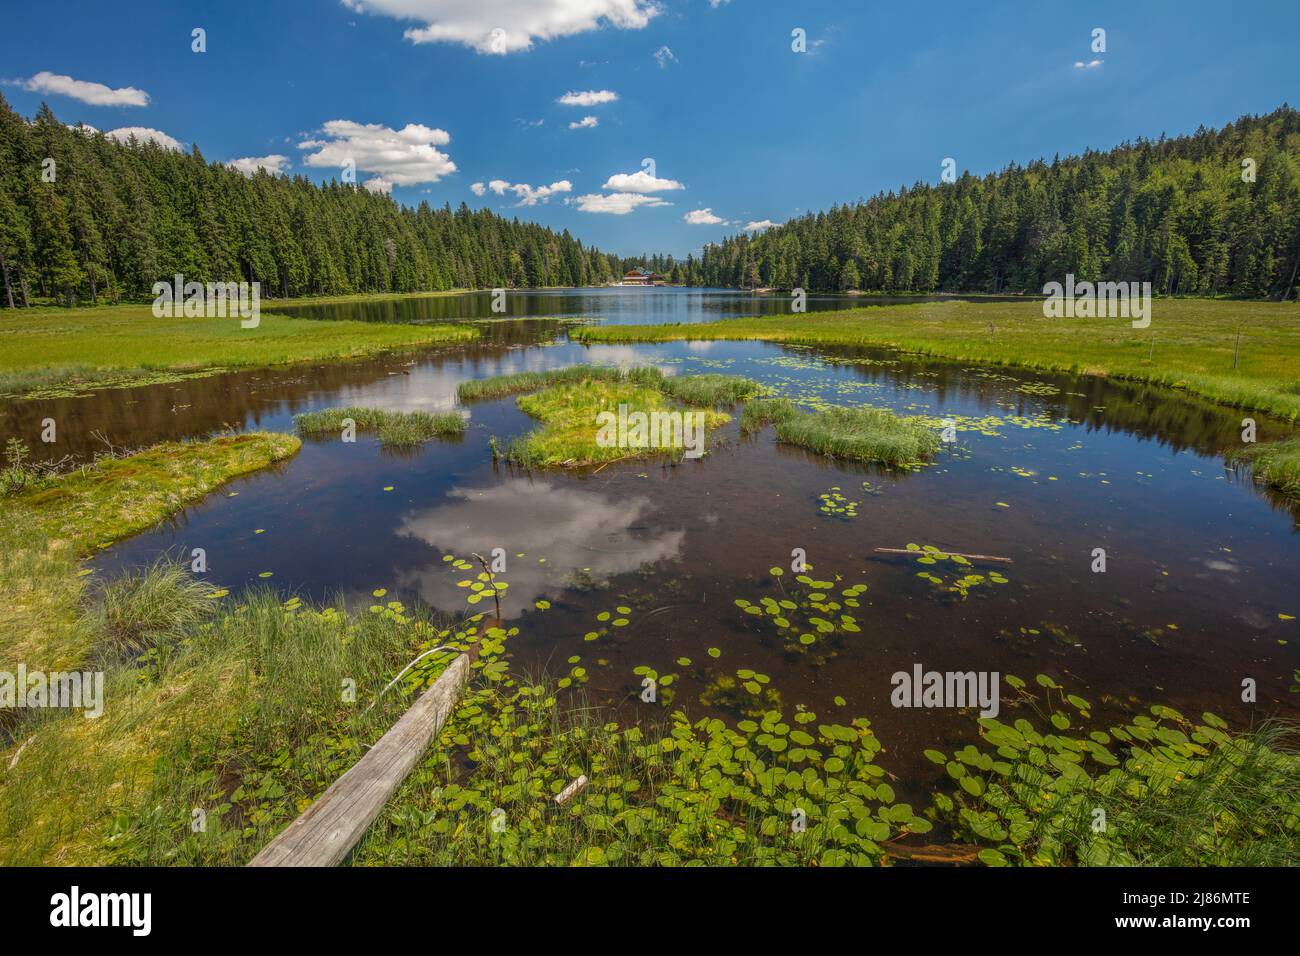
[0,302,476,399]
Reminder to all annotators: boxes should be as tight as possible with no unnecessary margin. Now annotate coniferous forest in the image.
[0,95,631,308]
[1,97,1298,306]
[674,106,1300,297]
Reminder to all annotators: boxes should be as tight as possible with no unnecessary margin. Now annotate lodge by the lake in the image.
[620,268,667,286]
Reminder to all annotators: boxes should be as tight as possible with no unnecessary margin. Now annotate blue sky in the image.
[3,0,1297,258]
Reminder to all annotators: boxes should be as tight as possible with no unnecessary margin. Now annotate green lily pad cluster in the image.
[818,487,859,519]
[930,674,1300,866]
[356,680,931,866]
[905,544,1009,600]
[734,570,867,654]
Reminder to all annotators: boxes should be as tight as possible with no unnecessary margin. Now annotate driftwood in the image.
[249,650,475,867]
[873,548,1013,565]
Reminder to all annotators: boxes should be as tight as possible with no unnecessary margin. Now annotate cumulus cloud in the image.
[601,169,684,193]
[568,115,598,129]
[343,0,658,54]
[363,177,394,194]
[654,45,676,68]
[1074,59,1103,69]
[12,71,149,107]
[298,119,456,186]
[478,178,572,206]
[572,192,669,215]
[557,89,618,106]
[227,154,290,176]
[684,208,724,225]
[742,219,777,232]
[105,127,182,150]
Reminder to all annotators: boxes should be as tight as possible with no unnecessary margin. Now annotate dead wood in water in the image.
[883,842,983,864]
[873,548,1013,564]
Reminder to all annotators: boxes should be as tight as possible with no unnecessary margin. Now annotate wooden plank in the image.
[249,651,474,867]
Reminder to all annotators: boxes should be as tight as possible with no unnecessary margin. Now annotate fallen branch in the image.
[874,548,1013,564]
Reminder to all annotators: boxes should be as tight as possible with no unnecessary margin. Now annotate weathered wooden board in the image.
[249,652,473,867]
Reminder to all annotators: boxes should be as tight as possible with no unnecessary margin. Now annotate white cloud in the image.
[557,89,618,106]
[654,45,676,68]
[13,71,149,107]
[363,177,394,194]
[1074,59,1103,69]
[601,169,684,193]
[684,208,724,225]
[742,219,777,232]
[105,127,182,150]
[298,119,456,185]
[572,192,668,215]
[227,154,290,176]
[568,115,598,129]
[344,1,658,54]
[479,178,572,206]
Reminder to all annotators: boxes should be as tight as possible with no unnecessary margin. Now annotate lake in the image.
[6,287,1297,798]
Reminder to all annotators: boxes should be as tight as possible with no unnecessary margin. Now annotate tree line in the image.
[659,106,1300,298]
[0,95,636,308]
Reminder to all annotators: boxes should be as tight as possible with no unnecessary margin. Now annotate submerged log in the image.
[873,548,1013,564]
[249,650,475,867]
[883,842,983,864]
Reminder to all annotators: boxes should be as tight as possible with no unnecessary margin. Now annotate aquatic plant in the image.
[1227,434,1300,498]
[657,372,765,407]
[902,544,1009,600]
[457,365,663,401]
[294,406,465,447]
[740,397,799,432]
[930,675,1300,866]
[774,405,940,466]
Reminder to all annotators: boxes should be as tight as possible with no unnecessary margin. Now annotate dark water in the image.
[4,289,1297,796]
[266,286,1030,326]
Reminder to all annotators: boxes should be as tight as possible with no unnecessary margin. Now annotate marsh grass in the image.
[294,406,465,447]
[774,405,941,465]
[657,372,765,406]
[504,380,730,467]
[457,365,664,401]
[573,298,1300,422]
[0,432,300,670]
[1227,434,1300,497]
[88,557,218,660]
[0,303,476,400]
[740,397,800,432]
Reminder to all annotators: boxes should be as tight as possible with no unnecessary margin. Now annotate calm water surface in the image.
[5,289,1297,793]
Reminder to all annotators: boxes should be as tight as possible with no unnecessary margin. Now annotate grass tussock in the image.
[740,397,800,432]
[1228,434,1300,497]
[504,380,730,467]
[773,405,941,465]
[657,372,766,406]
[295,406,465,447]
[457,365,664,401]
[88,557,219,660]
